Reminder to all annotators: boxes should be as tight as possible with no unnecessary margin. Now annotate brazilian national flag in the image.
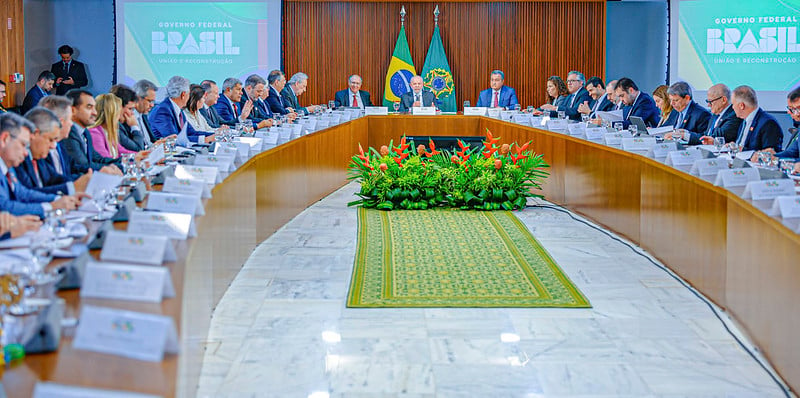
[421,25,455,112]
[383,25,416,107]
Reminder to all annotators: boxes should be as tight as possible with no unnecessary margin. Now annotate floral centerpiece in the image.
[347,130,549,210]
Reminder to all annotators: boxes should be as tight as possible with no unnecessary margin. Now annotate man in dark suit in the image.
[51,45,89,96]
[579,77,613,119]
[0,113,80,218]
[476,70,519,109]
[686,84,742,145]
[0,80,8,114]
[730,85,782,152]
[753,87,800,160]
[265,70,298,120]
[281,72,320,115]
[132,79,158,146]
[663,81,712,142]
[555,71,592,121]
[334,74,372,109]
[399,75,436,113]
[110,84,146,151]
[21,71,55,115]
[214,77,250,127]
[199,80,226,129]
[148,75,212,144]
[241,74,275,129]
[614,77,660,128]
[61,90,122,176]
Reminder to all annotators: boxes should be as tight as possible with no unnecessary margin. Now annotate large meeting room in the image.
[0,0,798,396]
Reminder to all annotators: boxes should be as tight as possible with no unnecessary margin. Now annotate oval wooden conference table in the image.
[3,115,799,397]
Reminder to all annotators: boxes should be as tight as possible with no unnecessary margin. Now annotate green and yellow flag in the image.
[383,25,416,107]
[421,25,456,112]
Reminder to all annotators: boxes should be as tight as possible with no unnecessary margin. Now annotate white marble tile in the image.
[532,363,651,395]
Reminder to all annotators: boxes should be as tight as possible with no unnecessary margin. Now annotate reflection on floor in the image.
[196,183,786,398]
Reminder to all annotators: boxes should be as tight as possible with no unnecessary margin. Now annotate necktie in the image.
[63,62,69,73]
[31,159,43,188]
[6,171,15,195]
[415,93,421,104]
[178,111,186,129]
[233,102,239,117]
[50,149,64,175]
[353,94,359,108]
[82,129,91,159]
[569,93,576,108]
[706,115,719,135]
[493,92,499,108]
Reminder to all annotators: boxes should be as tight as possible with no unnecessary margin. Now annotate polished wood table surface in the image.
[3,115,798,396]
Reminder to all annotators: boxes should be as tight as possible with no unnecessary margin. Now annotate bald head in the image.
[706,83,731,115]
[410,75,424,93]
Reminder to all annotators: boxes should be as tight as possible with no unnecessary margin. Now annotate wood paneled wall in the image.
[0,0,25,108]
[283,0,605,109]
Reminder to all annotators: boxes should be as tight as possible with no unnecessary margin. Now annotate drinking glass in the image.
[581,114,590,123]
[629,125,638,136]
[92,188,110,220]
[728,143,740,164]
[513,104,521,112]
[780,159,795,175]
[328,100,335,110]
[557,110,566,120]
[393,101,400,113]
[29,231,55,275]
[714,137,725,153]
[613,122,623,132]
[463,100,471,110]
[527,105,534,113]
[758,151,770,167]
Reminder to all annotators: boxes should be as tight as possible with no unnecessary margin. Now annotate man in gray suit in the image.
[399,75,435,113]
[281,72,320,116]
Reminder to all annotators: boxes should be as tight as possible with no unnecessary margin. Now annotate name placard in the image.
[546,119,569,131]
[647,141,678,158]
[84,172,125,199]
[213,145,241,163]
[742,178,795,200]
[769,195,800,218]
[81,261,175,303]
[585,127,606,140]
[513,113,532,125]
[689,158,729,176]
[714,167,761,187]
[499,110,515,121]
[145,144,165,165]
[487,108,502,118]
[621,137,657,151]
[127,211,196,240]
[463,107,487,116]
[193,154,235,172]
[33,382,161,398]
[665,149,703,166]
[73,305,178,362]
[146,191,204,216]
[567,122,586,136]
[162,176,211,199]
[234,136,263,153]
[100,230,177,265]
[412,106,436,115]
[603,132,631,145]
[173,164,220,185]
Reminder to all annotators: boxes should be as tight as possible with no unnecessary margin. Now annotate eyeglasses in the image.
[705,96,723,105]
[566,79,581,84]
[787,106,800,115]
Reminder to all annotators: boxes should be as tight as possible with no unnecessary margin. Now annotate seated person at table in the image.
[533,76,568,116]
[38,95,89,183]
[183,84,218,136]
[477,70,518,109]
[556,71,591,121]
[110,84,147,152]
[266,71,297,120]
[149,76,214,144]
[607,80,623,110]
[664,82,712,142]
[399,75,436,112]
[15,107,90,195]
[282,72,320,115]
[730,85,782,152]
[199,80,225,129]
[688,84,742,146]
[88,94,140,159]
[334,74,372,109]
[241,74,276,128]
[614,77,660,128]
[578,77,613,119]
[652,85,677,127]
[214,77,254,128]
[21,71,55,115]
[61,89,122,176]
[0,113,80,218]
[0,211,41,240]
[132,79,158,146]
[753,87,800,161]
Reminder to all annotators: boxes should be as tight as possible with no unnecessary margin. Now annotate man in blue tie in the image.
[266,70,298,120]
[686,84,742,145]
[476,70,518,109]
[730,85,782,152]
[21,71,55,115]
[60,89,122,176]
[0,113,80,218]
[148,75,213,143]
[663,81,712,142]
[614,77,660,128]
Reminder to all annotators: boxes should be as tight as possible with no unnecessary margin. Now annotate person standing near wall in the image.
[51,45,88,96]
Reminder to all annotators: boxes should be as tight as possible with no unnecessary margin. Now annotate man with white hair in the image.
[148,75,213,143]
[281,72,320,115]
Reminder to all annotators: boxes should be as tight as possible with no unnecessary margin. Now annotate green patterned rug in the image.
[347,208,590,308]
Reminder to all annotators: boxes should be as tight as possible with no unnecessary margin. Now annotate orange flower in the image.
[380,145,389,156]
[451,155,460,163]
[417,144,426,155]
[500,144,510,155]
[494,159,502,169]
[379,163,388,172]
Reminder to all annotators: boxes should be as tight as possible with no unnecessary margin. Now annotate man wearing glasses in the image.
[132,79,158,146]
[751,87,800,162]
[558,71,592,121]
[663,81,712,143]
[689,83,743,145]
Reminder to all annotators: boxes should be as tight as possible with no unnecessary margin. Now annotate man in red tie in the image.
[334,75,373,109]
[476,70,519,110]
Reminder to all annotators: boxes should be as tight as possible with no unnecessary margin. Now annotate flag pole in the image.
[434,5,439,26]
[400,5,406,27]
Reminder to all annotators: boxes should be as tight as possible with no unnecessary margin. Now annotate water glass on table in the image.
[780,159,795,176]
[714,137,725,153]
[393,101,400,113]
[557,110,566,120]
[629,125,638,136]
[463,100,470,110]
[613,122,623,132]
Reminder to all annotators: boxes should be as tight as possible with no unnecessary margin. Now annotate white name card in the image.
[234,136,263,153]
[742,178,795,200]
[487,108,502,118]
[714,167,761,187]
[546,119,569,131]
[513,113,532,125]
[213,145,241,163]
[499,110,515,121]
[364,106,388,115]
[585,127,606,140]
[463,107,487,116]
[81,261,175,303]
[603,132,631,145]
[33,382,161,398]
[412,106,436,115]
[689,158,729,176]
[647,141,678,158]
[174,164,220,185]
[146,191,204,216]
[162,176,211,199]
[621,137,657,151]
[100,230,177,265]
[194,154,235,172]
[769,195,800,218]
[73,305,178,362]
[665,149,703,166]
[145,144,165,165]
[567,122,586,136]
[84,172,125,199]
[127,211,196,240]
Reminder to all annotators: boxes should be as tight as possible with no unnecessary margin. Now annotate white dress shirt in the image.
[349,90,364,109]
[737,108,759,146]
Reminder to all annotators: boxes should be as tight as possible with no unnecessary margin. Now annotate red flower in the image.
[500,144,510,155]
[417,144,426,156]
[380,145,389,156]
[379,163,388,172]
[451,155,460,163]
[494,159,502,169]
[427,139,441,156]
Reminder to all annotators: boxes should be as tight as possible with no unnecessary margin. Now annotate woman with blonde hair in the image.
[88,93,137,159]
[652,85,678,127]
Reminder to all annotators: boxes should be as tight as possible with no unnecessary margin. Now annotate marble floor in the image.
[196,183,789,398]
